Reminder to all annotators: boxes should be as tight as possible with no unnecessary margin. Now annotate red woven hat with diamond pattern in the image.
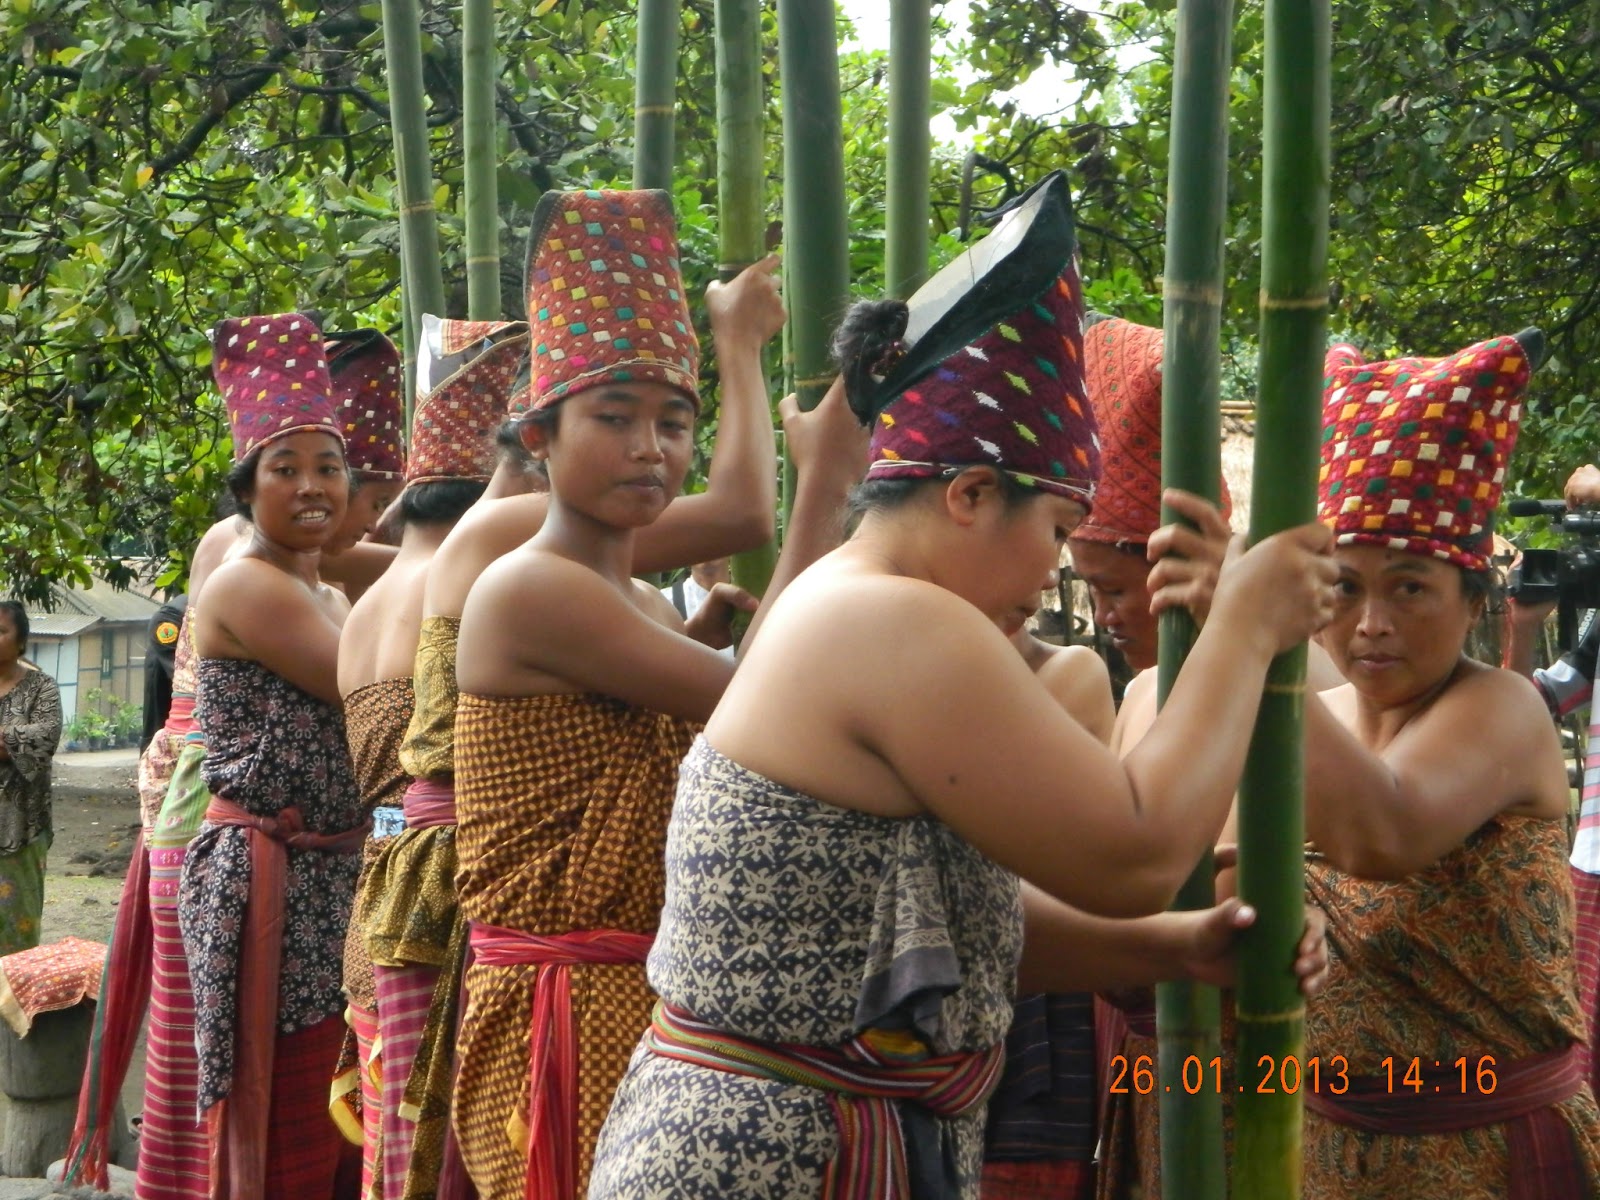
[212,313,343,462]
[1072,316,1232,545]
[523,188,699,410]
[859,172,1100,504]
[325,328,406,479]
[407,316,531,485]
[1318,334,1532,572]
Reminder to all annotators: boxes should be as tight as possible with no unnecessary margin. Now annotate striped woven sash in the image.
[468,923,654,1200]
[644,1002,1004,1199]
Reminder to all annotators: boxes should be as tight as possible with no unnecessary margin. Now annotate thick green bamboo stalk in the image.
[633,0,681,190]
[1233,0,1330,1196]
[462,0,500,320]
[1152,0,1235,1191]
[380,0,447,420]
[885,0,932,298]
[777,0,851,439]
[1153,1,1234,1195]
[715,0,778,596]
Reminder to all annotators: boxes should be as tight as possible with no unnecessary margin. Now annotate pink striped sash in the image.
[468,923,652,1200]
[644,1002,1004,1200]
[402,778,456,829]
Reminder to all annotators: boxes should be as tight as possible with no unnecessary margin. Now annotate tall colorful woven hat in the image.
[851,171,1100,504]
[212,313,343,462]
[1318,329,1541,572]
[324,328,406,480]
[407,315,531,485]
[523,188,699,411]
[1072,315,1231,545]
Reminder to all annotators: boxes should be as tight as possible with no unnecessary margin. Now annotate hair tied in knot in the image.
[869,338,907,380]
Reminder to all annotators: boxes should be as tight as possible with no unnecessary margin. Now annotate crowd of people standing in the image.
[60,170,1600,1200]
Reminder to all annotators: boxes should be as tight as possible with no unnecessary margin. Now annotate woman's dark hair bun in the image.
[832,299,910,425]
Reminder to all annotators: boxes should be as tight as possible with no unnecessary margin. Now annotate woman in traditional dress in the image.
[0,601,61,955]
[330,316,527,1198]
[448,186,864,1200]
[177,312,370,1198]
[388,240,823,1198]
[586,171,1335,1200]
[1292,332,1600,1196]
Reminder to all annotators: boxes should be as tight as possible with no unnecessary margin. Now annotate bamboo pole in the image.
[1153,1,1234,1195]
[633,0,681,190]
[1233,0,1330,1194]
[462,0,500,320]
[379,0,447,418]
[715,0,778,597]
[885,0,932,298]
[777,0,851,446]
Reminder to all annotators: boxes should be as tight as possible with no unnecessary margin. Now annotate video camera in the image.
[1506,498,1600,649]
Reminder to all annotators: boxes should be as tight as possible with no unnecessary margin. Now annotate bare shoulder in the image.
[1444,661,1557,734]
[1035,645,1115,743]
[428,494,549,615]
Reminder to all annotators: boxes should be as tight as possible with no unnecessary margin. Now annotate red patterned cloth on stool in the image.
[523,188,700,410]
[212,313,342,461]
[326,327,407,479]
[409,316,531,485]
[851,172,1100,505]
[0,936,106,1036]
[1317,333,1533,572]
[1072,315,1232,546]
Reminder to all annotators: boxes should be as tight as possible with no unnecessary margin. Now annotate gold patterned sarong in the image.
[1303,816,1600,1197]
[451,692,697,1199]
[331,677,416,1153]
[354,617,469,1199]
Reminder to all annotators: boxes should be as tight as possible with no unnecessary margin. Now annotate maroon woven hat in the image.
[523,188,699,411]
[212,313,343,463]
[325,329,406,480]
[407,316,531,485]
[856,172,1100,504]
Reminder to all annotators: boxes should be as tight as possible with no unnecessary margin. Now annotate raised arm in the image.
[631,257,785,573]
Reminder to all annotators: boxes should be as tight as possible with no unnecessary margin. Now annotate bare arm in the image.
[458,553,734,722]
[1018,884,1326,994]
[874,525,1335,917]
[199,561,347,704]
[1303,666,1569,878]
[319,541,399,602]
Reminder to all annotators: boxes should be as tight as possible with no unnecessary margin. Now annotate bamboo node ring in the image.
[1258,292,1329,310]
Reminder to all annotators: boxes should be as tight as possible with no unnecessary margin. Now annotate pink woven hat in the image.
[211,313,342,462]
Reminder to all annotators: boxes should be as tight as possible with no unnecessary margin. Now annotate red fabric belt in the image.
[468,922,653,1200]
[402,777,456,829]
[165,695,199,737]
[202,799,368,1200]
[1305,1045,1587,1200]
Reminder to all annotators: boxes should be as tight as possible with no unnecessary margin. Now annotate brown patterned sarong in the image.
[451,692,697,1199]
[1303,816,1600,1197]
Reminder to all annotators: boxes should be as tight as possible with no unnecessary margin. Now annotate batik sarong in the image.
[1303,815,1600,1197]
[589,738,1025,1200]
[452,693,697,1199]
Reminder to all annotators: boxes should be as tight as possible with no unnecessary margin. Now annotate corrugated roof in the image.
[20,576,162,629]
[29,614,100,638]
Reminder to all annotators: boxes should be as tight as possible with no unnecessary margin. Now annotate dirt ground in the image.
[39,748,147,1128]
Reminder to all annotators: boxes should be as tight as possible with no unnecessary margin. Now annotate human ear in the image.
[519,420,551,461]
[943,467,1000,528]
